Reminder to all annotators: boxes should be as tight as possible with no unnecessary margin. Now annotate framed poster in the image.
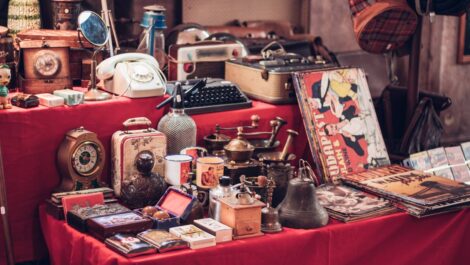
[458,11,470,64]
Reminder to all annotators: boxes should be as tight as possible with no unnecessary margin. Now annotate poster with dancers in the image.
[293,68,390,183]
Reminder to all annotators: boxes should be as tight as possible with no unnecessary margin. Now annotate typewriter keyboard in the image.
[166,79,252,115]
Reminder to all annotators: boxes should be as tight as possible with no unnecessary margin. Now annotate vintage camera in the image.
[168,41,244,81]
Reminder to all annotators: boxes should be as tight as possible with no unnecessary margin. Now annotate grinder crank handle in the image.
[156,79,206,109]
[280,129,299,161]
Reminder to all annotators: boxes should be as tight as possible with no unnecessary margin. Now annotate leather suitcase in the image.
[225,59,337,104]
[111,117,166,198]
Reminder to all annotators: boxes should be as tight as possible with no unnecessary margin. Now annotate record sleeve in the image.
[342,165,470,206]
[292,68,390,183]
[426,147,454,180]
[445,146,470,183]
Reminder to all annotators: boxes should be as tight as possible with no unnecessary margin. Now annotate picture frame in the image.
[458,11,470,64]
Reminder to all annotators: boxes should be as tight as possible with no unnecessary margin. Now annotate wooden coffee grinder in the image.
[219,175,265,239]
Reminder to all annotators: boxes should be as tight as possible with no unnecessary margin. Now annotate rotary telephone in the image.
[96,53,167,98]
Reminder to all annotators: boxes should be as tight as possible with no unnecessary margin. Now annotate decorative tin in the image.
[52,0,82,30]
[111,117,166,198]
[66,203,130,232]
[87,211,153,241]
[194,218,233,243]
[169,225,216,249]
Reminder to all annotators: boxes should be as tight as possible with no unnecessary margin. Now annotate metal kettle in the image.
[277,160,328,229]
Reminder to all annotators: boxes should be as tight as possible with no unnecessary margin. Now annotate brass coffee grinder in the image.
[203,115,260,156]
[223,127,263,183]
[203,115,287,156]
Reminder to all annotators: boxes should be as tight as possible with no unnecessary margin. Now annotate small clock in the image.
[57,127,105,192]
[33,50,61,78]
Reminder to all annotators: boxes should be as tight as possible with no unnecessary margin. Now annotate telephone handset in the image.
[96,53,167,98]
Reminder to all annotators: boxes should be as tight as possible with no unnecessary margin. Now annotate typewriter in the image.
[163,78,252,115]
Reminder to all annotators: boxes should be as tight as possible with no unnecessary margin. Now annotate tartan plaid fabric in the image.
[349,0,371,15]
[357,9,417,53]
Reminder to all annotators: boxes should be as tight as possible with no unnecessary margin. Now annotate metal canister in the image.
[52,0,82,30]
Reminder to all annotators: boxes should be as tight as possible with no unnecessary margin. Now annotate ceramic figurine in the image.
[0,65,12,109]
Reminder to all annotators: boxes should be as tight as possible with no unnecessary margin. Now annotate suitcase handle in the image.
[123,117,152,131]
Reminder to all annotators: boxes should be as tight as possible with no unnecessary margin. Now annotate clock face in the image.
[72,142,100,176]
[33,50,61,78]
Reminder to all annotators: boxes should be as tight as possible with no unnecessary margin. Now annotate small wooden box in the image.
[219,197,265,239]
[87,212,153,241]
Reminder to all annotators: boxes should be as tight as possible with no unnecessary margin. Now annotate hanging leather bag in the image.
[408,0,470,16]
[399,97,445,155]
[349,0,418,54]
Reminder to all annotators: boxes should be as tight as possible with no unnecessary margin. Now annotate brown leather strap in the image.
[349,0,370,15]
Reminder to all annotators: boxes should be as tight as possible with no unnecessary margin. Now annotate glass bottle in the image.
[137,5,166,69]
[209,176,233,221]
[157,82,197,154]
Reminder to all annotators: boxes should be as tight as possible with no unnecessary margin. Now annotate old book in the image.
[426,147,454,180]
[316,184,396,222]
[292,68,390,183]
[169,225,216,249]
[105,233,155,257]
[445,146,470,183]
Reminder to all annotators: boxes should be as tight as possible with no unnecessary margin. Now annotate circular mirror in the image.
[78,11,109,47]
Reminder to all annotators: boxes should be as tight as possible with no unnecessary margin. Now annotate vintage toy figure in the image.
[0,65,12,109]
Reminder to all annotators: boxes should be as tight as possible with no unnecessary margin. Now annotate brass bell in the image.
[277,160,328,229]
[261,178,282,233]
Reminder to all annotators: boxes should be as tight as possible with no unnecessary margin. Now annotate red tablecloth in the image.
[39,204,470,265]
[0,97,306,264]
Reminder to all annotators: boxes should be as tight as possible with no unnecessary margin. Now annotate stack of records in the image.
[316,184,397,222]
[341,165,470,218]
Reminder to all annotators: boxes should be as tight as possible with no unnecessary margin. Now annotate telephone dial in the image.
[96,53,167,98]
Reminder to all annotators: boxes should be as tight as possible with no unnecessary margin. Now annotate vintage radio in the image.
[111,117,166,199]
[225,53,337,104]
[168,41,244,81]
[18,40,72,94]
[16,29,97,85]
[87,211,153,241]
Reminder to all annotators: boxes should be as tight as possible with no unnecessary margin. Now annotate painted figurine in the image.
[0,65,12,109]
